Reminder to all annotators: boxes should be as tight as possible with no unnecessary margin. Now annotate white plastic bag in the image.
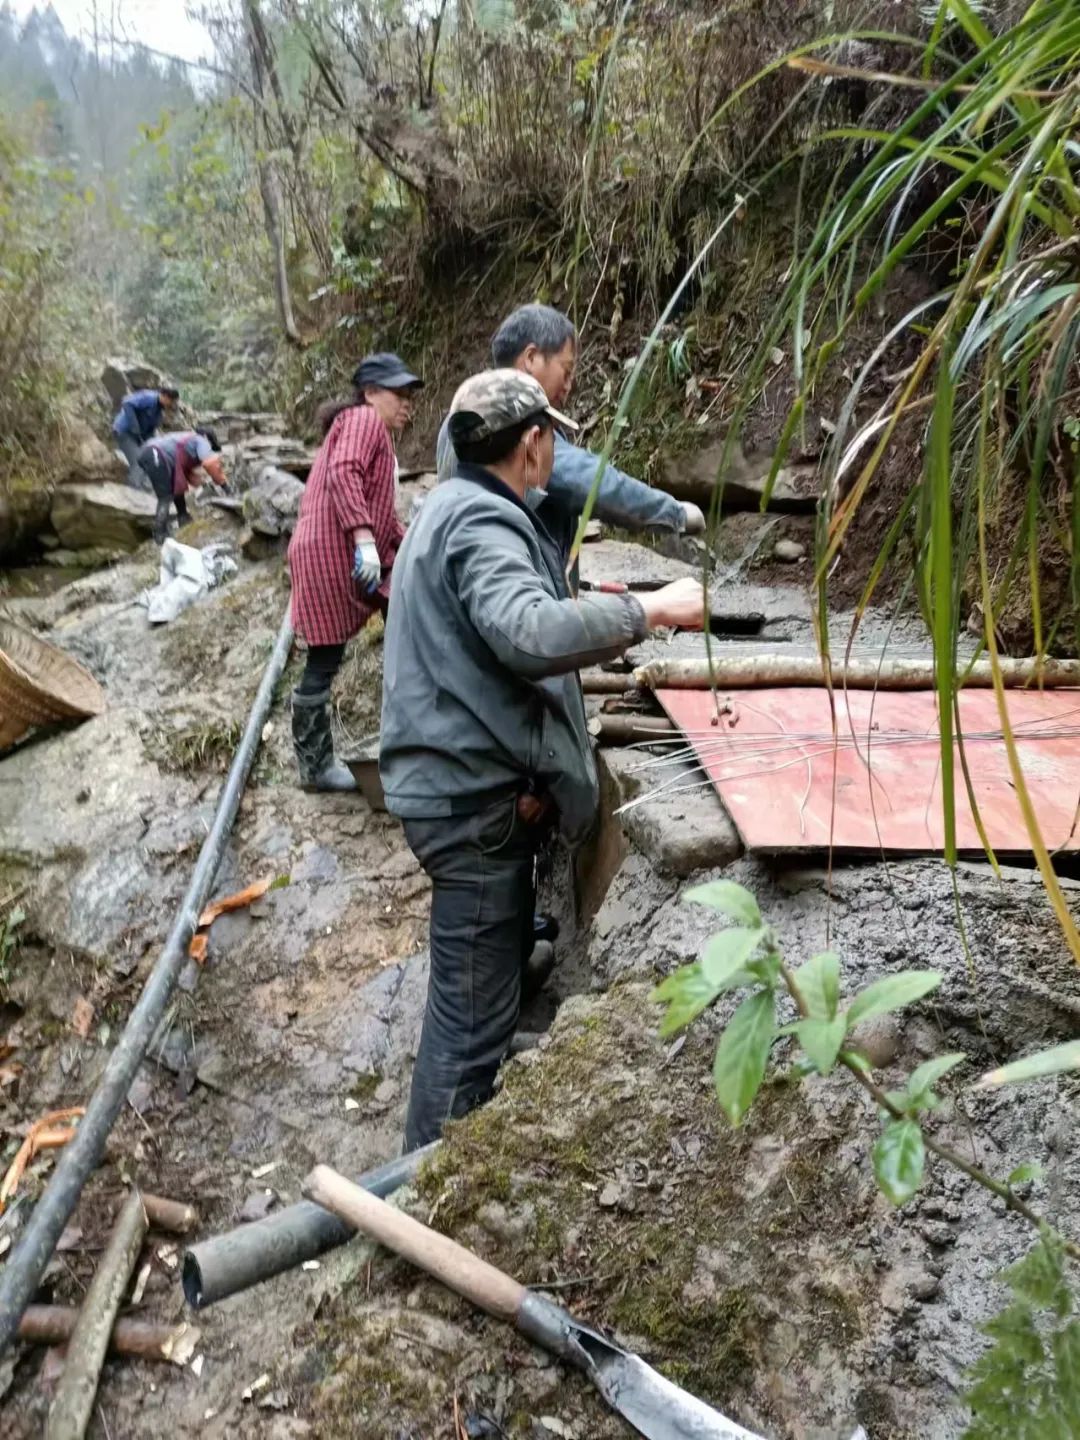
[144,540,237,624]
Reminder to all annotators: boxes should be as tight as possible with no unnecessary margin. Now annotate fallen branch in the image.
[19,1306,200,1365]
[580,671,636,694]
[588,715,674,745]
[141,1193,199,1236]
[46,1192,148,1440]
[636,654,1080,692]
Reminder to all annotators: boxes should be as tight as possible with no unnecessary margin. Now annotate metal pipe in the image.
[182,1142,437,1309]
[0,611,295,1355]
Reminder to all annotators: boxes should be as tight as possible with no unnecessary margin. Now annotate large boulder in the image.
[662,439,819,512]
[229,435,316,491]
[0,473,53,560]
[101,357,167,409]
[241,466,306,538]
[61,418,126,486]
[197,411,287,446]
[51,481,157,552]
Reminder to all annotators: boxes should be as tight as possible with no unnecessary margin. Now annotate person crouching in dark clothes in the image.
[137,427,226,544]
[379,370,707,1151]
[287,351,423,793]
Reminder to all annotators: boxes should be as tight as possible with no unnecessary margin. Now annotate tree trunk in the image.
[634,655,1080,692]
[244,0,304,347]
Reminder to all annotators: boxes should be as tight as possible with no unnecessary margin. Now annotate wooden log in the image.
[580,671,636,694]
[46,1192,148,1440]
[141,1193,198,1236]
[588,715,675,745]
[19,1306,200,1365]
[635,654,1080,692]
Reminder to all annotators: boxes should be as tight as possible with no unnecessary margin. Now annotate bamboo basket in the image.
[0,621,106,750]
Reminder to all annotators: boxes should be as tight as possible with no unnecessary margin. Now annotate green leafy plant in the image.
[964,1230,1080,1439]
[718,0,1080,958]
[655,877,1080,1248]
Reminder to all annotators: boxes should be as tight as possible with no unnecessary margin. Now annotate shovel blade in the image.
[585,1341,762,1440]
[516,1294,762,1440]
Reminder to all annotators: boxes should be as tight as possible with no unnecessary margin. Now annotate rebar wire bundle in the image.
[613,708,1080,816]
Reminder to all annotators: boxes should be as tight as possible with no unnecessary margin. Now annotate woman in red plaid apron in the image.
[289,352,423,791]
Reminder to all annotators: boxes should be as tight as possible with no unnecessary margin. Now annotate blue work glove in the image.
[352,539,381,594]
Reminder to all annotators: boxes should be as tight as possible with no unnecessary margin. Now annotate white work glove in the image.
[352,539,382,594]
[680,501,706,535]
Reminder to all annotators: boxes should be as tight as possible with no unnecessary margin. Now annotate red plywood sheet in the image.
[656,687,1080,854]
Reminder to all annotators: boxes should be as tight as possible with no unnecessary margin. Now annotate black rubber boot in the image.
[153,495,172,546]
[291,688,357,792]
[521,939,555,1005]
[533,913,559,944]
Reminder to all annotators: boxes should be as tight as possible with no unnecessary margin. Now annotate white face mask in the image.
[523,433,547,500]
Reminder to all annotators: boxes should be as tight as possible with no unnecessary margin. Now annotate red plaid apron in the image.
[288,405,403,646]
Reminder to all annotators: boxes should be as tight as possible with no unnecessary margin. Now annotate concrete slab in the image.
[597,746,743,877]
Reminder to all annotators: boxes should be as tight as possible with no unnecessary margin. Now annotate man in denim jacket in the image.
[435,304,704,559]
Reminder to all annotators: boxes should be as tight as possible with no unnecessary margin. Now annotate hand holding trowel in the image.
[305,1164,774,1440]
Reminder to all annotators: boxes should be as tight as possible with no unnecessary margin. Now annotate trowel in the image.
[304,1165,864,1440]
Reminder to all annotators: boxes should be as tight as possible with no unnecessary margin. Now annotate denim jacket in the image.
[435,417,684,563]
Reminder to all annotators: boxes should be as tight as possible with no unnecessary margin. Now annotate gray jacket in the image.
[435,418,684,560]
[380,461,647,844]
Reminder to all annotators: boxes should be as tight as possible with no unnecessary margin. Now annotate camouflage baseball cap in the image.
[448,369,577,448]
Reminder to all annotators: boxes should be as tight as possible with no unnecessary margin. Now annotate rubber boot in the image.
[521,939,555,1006]
[291,688,357,792]
[153,495,172,546]
[533,913,559,944]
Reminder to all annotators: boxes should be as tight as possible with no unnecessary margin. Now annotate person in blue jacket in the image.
[112,385,181,488]
[435,304,705,559]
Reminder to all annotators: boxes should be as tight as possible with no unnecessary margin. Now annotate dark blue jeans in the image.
[403,798,541,1151]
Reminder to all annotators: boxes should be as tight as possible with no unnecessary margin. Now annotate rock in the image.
[909,1270,941,1301]
[848,1015,901,1069]
[240,528,284,561]
[44,546,126,568]
[662,438,819,512]
[597,1179,636,1213]
[242,466,306,537]
[597,748,743,879]
[919,1221,958,1248]
[101,357,166,409]
[773,538,806,563]
[229,435,316,490]
[196,411,286,445]
[62,418,126,486]
[0,473,53,560]
[127,1068,156,1116]
[51,481,157,551]
[579,539,696,590]
[238,1189,277,1223]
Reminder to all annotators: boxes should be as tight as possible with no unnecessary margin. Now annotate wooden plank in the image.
[656,686,1080,854]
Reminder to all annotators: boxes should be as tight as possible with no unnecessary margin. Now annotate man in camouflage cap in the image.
[381,369,705,1150]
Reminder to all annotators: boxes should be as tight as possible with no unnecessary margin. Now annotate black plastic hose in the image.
[0,610,294,1354]
[182,1143,438,1308]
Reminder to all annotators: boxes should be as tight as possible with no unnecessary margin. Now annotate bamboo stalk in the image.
[580,671,636,694]
[46,1193,148,1440]
[588,715,675,745]
[635,655,1080,692]
[141,1193,198,1236]
[20,1306,200,1366]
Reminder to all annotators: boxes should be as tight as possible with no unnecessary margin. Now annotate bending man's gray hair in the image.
[491,303,577,367]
